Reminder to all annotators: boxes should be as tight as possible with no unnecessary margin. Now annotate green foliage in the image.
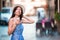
[55,11,60,21]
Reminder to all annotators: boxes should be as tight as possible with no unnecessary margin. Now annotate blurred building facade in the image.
[55,0,60,13]
[47,0,60,19]
[47,0,55,19]
[57,0,60,13]
[0,0,50,17]
[0,0,60,17]
[0,0,1,12]
[12,0,47,16]
[0,0,13,8]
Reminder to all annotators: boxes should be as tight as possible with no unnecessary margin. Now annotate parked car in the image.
[0,7,12,25]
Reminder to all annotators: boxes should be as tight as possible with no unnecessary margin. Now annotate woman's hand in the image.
[13,18,20,25]
[8,18,20,35]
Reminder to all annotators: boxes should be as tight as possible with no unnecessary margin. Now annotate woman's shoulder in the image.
[9,18,14,22]
[8,18,14,25]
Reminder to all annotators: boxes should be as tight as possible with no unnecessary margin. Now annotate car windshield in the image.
[1,9,10,13]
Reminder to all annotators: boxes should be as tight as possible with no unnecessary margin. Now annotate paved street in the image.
[0,16,60,40]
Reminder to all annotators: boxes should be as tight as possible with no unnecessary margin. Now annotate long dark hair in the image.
[11,6,23,20]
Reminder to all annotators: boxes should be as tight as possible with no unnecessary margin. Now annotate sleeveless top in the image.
[11,23,24,40]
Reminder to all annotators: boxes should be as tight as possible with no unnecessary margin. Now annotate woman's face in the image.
[15,7,21,16]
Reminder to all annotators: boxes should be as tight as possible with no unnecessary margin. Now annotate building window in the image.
[55,0,58,12]
[2,1,5,7]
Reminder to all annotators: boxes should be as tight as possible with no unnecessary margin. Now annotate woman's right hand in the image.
[8,18,21,35]
[13,18,20,25]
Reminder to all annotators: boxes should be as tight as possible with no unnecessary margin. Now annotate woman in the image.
[8,6,34,40]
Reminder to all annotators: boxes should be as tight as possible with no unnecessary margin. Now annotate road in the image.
[0,16,60,40]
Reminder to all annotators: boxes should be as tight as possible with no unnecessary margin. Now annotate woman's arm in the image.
[22,16,34,24]
[8,19,16,35]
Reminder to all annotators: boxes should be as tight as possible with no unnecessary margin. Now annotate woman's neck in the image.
[15,15,19,18]
[14,15,20,20]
